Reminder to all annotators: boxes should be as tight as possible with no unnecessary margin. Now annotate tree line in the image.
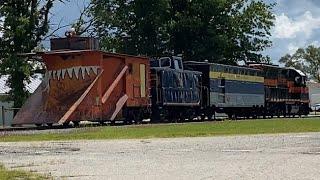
[85,0,275,64]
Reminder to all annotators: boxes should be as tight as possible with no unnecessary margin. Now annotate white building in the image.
[0,74,42,127]
[308,82,320,107]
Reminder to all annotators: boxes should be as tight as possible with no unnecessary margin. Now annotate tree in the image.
[279,45,320,82]
[0,0,62,108]
[168,0,275,63]
[87,0,275,63]
[88,0,171,56]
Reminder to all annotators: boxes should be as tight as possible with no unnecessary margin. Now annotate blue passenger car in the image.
[209,63,265,108]
[184,61,265,118]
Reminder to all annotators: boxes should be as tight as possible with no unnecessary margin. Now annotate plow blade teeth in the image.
[67,68,73,79]
[61,69,66,79]
[74,67,80,79]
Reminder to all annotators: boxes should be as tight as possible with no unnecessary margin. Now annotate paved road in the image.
[1,133,320,179]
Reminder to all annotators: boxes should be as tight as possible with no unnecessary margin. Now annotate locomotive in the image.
[12,37,309,126]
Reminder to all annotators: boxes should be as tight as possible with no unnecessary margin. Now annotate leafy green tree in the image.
[89,0,171,56]
[88,0,275,63]
[0,0,61,108]
[279,45,320,82]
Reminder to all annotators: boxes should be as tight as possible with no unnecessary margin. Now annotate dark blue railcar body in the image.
[151,67,202,106]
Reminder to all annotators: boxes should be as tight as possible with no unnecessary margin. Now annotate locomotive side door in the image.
[219,78,226,104]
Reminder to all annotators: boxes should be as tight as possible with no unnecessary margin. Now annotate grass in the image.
[2,118,320,142]
[0,164,48,180]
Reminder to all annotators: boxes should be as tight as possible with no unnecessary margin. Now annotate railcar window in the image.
[212,65,216,72]
[250,70,254,76]
[214,65,218,72]
[234,67,238,74]
[231,68,235,74]
[160,57,171,68]
[258,71,262,76]
[230,67,234,74]
[173,57,183,70]
[219,66,224,72]
[220,78,225,87]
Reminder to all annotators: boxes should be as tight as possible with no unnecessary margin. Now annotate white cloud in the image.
[285,40,320,56]
[273,11,320,39]
[310,40,320,47]
[287,43,299,54]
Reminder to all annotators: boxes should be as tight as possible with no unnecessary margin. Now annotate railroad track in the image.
[1,114,319,133]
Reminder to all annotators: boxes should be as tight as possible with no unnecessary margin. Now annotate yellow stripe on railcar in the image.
[209,71,264,83]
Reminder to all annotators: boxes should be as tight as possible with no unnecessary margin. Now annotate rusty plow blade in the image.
[12,67,102,126]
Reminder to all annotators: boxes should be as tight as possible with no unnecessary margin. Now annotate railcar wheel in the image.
[151,109,162,123]
[35,123,42,127]
[62,122,70,127]
[47,123,53,127]
[73,121,80,127]
[124,116,133,125]
[200,114,206,121]
[134,113,143,125]
[110,120,116,126]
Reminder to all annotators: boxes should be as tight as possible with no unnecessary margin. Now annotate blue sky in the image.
[49,0,320,64]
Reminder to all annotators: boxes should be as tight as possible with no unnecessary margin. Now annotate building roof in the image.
[0,74,42,94]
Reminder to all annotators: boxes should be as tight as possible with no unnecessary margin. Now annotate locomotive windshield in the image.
[288,67,307,87]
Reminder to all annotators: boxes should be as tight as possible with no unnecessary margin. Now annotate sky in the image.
[36,0,320,64]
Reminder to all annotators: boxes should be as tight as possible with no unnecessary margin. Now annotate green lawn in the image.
[0,164,47,180]
[2,118,320,142]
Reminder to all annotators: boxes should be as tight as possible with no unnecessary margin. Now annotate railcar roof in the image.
[151,67,202,75]
[41,50,149,59]
[287,67,307,76]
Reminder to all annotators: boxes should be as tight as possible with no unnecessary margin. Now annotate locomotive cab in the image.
[287,68,307,87]
[285,68,309,115]
[150,56,183,70]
